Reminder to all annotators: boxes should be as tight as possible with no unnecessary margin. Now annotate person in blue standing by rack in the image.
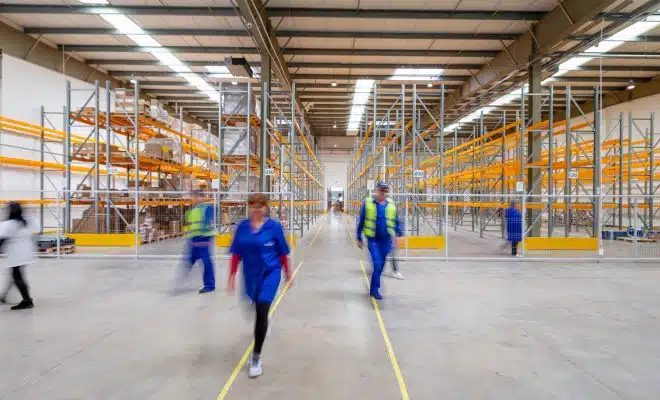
[356,182,404,300]
[227,193,291,379]
[504,200,523,257]
[180,190,216,293]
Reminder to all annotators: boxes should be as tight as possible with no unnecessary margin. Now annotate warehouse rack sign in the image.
[414,170,424,179]
[367,180,375,190]
[264,168,275,176]
[107,166,121,176]
[567,171,578,179]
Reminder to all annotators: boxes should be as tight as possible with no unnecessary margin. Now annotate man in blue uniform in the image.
[504,200,523,257]
[182,191,216,293]
[356,182,404,300]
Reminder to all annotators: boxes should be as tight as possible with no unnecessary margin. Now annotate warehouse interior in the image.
[1,0,660,398]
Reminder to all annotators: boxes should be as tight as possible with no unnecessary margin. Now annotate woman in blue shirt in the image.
[228,193,291,378]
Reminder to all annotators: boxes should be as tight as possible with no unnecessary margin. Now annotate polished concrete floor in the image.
[2,212,660,399]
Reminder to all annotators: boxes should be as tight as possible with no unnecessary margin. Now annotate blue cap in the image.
[377,182,389,190]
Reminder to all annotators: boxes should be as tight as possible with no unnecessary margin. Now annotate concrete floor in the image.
[2,212,660,399]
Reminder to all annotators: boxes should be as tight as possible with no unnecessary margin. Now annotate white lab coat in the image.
[0,220,36,268]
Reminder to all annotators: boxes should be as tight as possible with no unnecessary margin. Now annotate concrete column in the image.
[260,53,271,192]
[526,44,542,237]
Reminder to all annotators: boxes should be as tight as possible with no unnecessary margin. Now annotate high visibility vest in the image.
[185,205,213,238]
[363,197,396,238]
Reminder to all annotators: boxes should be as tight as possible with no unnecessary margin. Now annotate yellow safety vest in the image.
[185,205,213,238]
[363,197,397,238]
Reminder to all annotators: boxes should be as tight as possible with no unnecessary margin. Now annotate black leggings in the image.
[3,266,31,302]
[254,302,271,355]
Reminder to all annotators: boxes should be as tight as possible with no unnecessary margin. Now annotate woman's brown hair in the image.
[247,193,268,207]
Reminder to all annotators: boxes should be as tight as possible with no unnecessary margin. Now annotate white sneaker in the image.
[516,253,524,258]
[248,356,263,378]
[392,271,404,280]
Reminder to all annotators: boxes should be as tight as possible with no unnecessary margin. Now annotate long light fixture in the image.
[554,11,660,77]
[93,5,223,102]
[347,79,374,135]
[389,68,444,81]
[446,11,660,133]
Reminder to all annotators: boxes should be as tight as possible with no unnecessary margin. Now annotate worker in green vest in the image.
[181,191,216,294]
[356,182,404,300]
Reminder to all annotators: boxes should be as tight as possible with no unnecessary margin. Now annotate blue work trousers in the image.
[367,237,392,295]
[187,242,215,290]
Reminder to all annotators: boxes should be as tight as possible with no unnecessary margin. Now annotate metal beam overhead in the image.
[0,5,546,20]
[62,45,498,58]
[61,45,258,54]
[25,27,518,41]
[86,59,485,70]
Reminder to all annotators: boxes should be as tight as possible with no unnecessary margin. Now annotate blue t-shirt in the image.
[230,218,290,276]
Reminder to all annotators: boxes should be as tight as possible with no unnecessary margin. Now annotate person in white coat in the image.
[0,202,35,310]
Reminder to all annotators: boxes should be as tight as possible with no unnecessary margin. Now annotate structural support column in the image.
[260,53,271,192]
[526,46,542,237]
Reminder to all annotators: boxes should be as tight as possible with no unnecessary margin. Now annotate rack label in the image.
[367,180,375,190]
[264,168,275,176]
[414,170,424,179]
[107,166,120,176]
[567,171,578,179]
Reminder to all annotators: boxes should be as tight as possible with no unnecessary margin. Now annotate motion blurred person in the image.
[389,247,404,280]
[505,200,523,257]
[228,193,291,378]
[181,191,215,294]
[356,182,404,300]
[0,202,35,310]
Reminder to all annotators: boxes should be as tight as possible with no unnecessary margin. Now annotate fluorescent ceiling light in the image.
[101,14,144,35]
[128,35,161,48]
[627,84,636,90]
[390,68,444,81]
[79,0,109,4]
[394,68,444,76]
[206,66,230,74]
[553,12,660,77]
[208,73,234,79]
[152,51,183,66]
[347,79,374,131]
[170,65,192,73]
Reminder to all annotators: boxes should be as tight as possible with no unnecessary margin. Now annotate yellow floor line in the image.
[216,261,304,400]
[359,260,411,400]
[217,217,325,399]
[308,217,326,248]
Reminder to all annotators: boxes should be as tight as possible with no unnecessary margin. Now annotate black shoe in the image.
[10,300,34,310]
[198,287,215,294]
[0,297,6,305]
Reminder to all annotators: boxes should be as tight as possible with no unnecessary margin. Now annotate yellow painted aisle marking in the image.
[216,261,303,400]
[359,260,411,400]
[345,213,410,400]
[308,216,326,248]
[217,217,325,400]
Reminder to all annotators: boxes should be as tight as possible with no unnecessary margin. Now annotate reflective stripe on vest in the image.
[363,197,396,238]
[185,205,213,238]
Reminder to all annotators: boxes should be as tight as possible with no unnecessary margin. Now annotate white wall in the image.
[319,152,350,209]
[0,54,116,229]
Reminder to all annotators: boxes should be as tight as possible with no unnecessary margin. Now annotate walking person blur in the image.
[389,247,404,280]
[178,191,215,294]
[227,193,291,378]
[504,200,523,257]
[0,202,35,310]
[356,182,404,299]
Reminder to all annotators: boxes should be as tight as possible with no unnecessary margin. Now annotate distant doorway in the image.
[329,187,344,212]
